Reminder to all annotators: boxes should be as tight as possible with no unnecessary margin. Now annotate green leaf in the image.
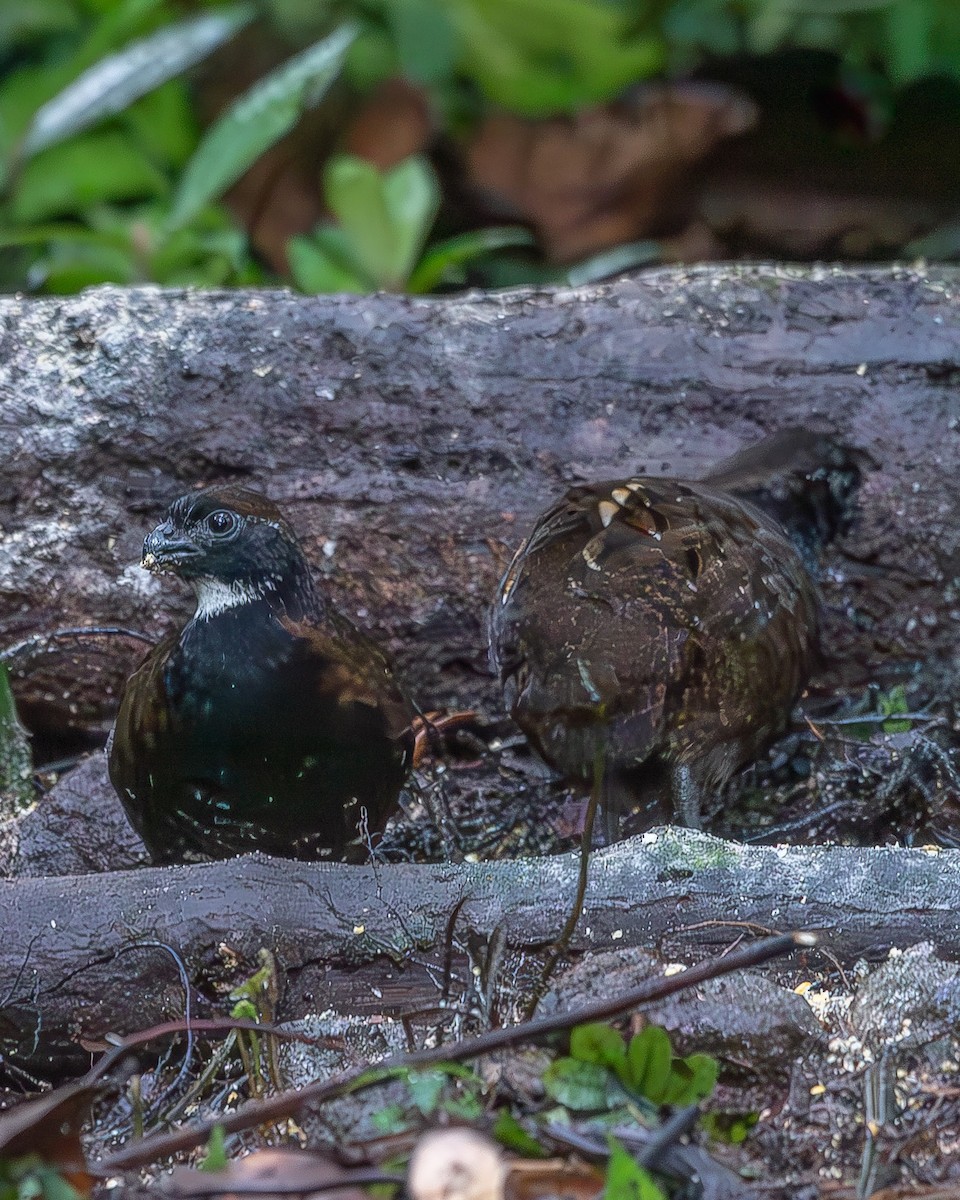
[21,6,253,159]
[491,1110,547,1158]
[0,2,80,52]
[322,153,440,290]
[702,1109,759,1145]
[199,1124,228,1173]
[122,79,199,170]
[12,130,167,222]
[380,155,439,285]
[167,23,356,231]
[878,684,912,734]
[626,1026,673,1104]
[387,0,459,84]
[324,154,395,285]
[31,236,138,292]
[603,1136,666,1200]
[542,1057,612,1111]
[451,0,664,115]
[565,240,661,288]
[68,0,169,77]
[885,0,932,83]
[0,664,31,813]
[660,1052,718,1106]
[343,27,398,92]
[570,1022,628,1082]
[287,228,370,293]
[407,1069,446,1115]
[150,216,256,288]
[407,225,533,293]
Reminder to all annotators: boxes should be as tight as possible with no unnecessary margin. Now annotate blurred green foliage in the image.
[1,0,958,295]
[288,152,532,292]
[0,662,33,814]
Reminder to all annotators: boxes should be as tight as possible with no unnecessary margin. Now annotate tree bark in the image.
[1,824,959,1066]
[0,266,958,739]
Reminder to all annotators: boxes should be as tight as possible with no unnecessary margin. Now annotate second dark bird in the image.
[490,437,827,838]
[108,485,413,863]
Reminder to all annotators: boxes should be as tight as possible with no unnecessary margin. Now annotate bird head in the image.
[142,485,314,619]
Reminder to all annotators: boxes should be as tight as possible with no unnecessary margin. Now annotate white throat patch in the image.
[193,577,273,620]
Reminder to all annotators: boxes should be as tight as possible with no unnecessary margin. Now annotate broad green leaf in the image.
[287,230,370,293]
[0,0,165,164]
[603,1136,666,1200]
[0,63,70,163]
[570,1022,628,1081]
[381,155,439,286]
[152,220,255,288]
[343,27,398,92]
[627,1026,672,1103]
[407,225,533,292]
[167,23,356,231]
[451,0,663,115]
[69,0,168,76]
[13,130,167,222]
[746,1,796,56]
[542,1057,611,1111]
[324,154,395,285]
[21,6,253,158]
[0,663,32,813]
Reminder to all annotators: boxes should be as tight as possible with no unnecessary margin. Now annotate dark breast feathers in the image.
[109,605,412,863]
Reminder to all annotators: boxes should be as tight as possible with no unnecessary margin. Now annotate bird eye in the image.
[206,510,238,537]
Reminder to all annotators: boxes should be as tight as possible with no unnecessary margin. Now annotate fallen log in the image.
[1,819,959,1065]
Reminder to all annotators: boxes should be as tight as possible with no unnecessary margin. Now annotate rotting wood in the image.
[1,822,958,1062]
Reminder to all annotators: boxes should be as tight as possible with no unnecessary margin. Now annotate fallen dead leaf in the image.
[0,1080,100,1194]
[465,82,756,262]
[162,1146,372,1198]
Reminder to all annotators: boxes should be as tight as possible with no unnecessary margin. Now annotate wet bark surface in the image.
[2,827,959,1067]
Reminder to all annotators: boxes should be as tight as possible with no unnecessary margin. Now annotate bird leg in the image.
[669,762,703,830]
[410,710,478,768]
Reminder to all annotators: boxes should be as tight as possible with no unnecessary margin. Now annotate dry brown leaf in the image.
[465,82,756,262]
[163,1146,370,1199]
[0,1080,99,1194]
[344,77,434,170]
[507,1156,604,1200]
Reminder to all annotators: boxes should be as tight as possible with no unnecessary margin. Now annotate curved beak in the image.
[141,522,200,574]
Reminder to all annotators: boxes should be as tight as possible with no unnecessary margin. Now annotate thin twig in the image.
[523,748,603,1020]
[1,625,156,662]
[99,931,814,1172]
